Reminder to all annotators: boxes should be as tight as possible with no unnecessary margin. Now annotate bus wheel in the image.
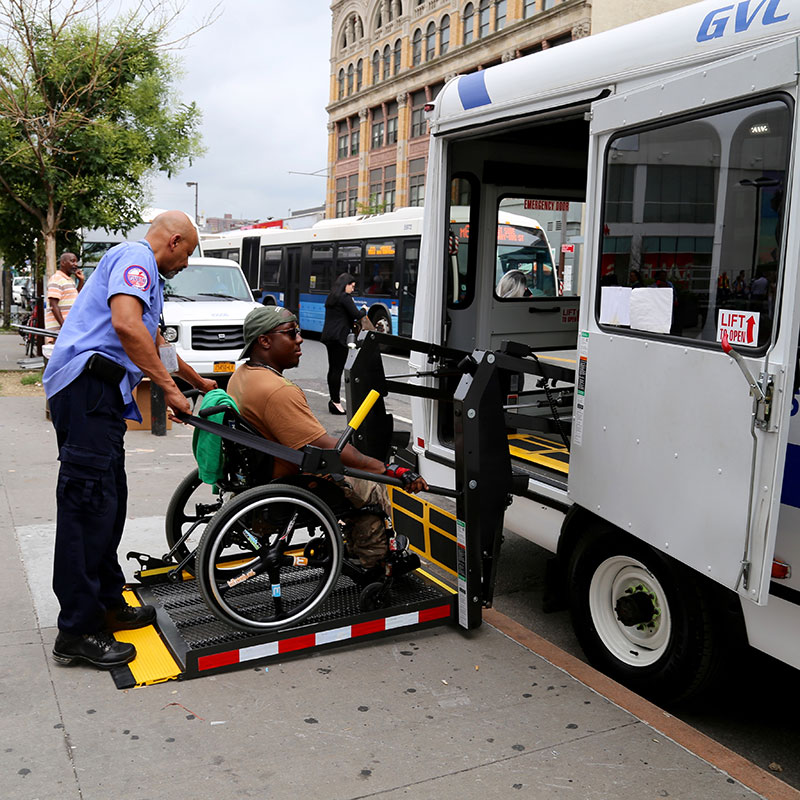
[566,526,729,706]
[371,308,391,334]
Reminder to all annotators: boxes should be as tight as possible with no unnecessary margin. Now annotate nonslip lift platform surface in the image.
[111,570,456,689]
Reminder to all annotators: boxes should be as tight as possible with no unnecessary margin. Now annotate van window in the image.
[599,98,792,348]
[164,263,253,302]
[447,175,478,307]
[493,197,558,299]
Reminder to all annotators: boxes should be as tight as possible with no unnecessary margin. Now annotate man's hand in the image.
[195,377,218,393]
[74,268,85,284]
[164,383,192,421]
[384,463,429,494]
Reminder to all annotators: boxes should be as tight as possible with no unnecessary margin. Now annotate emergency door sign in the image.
[716,309,760,346]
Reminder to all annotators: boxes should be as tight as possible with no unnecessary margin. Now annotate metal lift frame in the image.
[346,330,576,630]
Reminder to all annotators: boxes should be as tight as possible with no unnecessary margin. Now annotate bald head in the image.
[145,210,199,279]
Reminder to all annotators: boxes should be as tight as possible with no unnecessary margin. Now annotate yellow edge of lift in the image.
[114,589,181,687]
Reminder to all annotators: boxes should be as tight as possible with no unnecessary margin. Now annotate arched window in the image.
[383,44,391,79]
[478,0,490,39]
[426,21,436,61]
[337,69,344,100]
[463,3,474,45]
[393,39,402,73]
[412,28,422,66]
[440,15,450,56]
[347,63,354,95]
[341,31,347,50]
[496,0,507,30]
[356,59,363,91]
[372,50,380,84]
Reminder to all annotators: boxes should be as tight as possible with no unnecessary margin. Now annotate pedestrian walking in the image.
[321,272,365,415]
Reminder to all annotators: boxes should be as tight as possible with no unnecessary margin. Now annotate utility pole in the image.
[186,181,199,225]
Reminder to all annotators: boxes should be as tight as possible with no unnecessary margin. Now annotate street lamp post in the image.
[186,181,199,225]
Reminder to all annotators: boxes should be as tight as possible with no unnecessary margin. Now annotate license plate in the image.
[213,361,235,373]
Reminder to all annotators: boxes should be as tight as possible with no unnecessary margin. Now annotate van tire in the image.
[566,525,730,706]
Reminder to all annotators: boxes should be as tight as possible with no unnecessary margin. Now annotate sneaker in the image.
[105,603,157,631]
[52,631,136,669]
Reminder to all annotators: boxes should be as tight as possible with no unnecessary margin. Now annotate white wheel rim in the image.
[588,555,671,667]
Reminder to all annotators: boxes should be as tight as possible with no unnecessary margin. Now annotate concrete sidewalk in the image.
[0,392,791,800]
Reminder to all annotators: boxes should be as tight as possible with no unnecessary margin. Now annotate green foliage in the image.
[0,1,205,274]
[355,194,388,216]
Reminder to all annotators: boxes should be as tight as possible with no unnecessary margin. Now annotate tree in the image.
[0,0,210,279]
[355,194,387,216]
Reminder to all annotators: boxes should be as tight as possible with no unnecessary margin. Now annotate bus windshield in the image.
[164,263,253,302]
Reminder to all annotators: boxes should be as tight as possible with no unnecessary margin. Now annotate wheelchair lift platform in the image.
[110,568,456,689]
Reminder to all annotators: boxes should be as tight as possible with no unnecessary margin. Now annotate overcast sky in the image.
[146,1,332,223]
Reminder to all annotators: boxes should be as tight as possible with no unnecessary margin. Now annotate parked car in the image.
[160,257,262,384]
[11,276,32,307]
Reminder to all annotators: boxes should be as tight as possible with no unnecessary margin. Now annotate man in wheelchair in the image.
[227,306,428,578]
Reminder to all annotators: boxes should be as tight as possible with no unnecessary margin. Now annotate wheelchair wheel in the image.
[196,484,344,631]
[165,468,225,569]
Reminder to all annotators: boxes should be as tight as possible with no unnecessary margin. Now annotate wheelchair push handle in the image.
[334,389,381,453]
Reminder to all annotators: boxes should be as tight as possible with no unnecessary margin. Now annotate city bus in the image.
[202,206,557,337]
[399,0,800,704]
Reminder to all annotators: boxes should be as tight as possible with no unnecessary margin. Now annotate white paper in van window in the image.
[629,287,673,334]
[599,286,631,326]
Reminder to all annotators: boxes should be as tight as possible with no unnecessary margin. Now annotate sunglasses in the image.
[267,326,301,339]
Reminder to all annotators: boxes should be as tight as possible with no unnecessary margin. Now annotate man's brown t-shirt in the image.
[227,364,327,478]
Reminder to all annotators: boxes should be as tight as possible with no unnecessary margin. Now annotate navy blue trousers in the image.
[49,371,128,634]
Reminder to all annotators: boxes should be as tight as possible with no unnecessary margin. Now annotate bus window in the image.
[365,240,396,295]
[336,241,363,288]
[399,239,420,337]
[308,244,334,293]
[494,198,557,299]
[260,247,282,289]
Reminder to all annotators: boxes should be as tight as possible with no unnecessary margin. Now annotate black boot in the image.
[105,602,156,631]
[52,631,136,669]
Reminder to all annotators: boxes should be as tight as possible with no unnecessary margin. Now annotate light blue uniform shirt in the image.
[43,240,164,422]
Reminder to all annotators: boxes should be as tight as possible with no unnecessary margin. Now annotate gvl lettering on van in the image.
[697,0,789,43]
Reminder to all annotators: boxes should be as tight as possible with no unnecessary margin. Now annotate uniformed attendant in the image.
[43,211,217,670]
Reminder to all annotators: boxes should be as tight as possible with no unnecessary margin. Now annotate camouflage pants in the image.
[339,477,391,568]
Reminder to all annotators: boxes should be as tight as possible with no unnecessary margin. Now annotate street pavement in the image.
[0,334,794,799]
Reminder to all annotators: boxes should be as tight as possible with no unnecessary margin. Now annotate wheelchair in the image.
[152,391,421,633]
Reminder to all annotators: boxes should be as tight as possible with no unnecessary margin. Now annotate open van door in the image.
[569,37,800,607]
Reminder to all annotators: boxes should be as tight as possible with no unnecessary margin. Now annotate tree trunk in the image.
[44,226,57,281]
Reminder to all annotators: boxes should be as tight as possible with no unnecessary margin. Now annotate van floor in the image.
[508,431,570,491]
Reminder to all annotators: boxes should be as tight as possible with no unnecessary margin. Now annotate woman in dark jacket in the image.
[321,272,365,415]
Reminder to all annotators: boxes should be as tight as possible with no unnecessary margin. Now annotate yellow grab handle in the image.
[348,389,380,431]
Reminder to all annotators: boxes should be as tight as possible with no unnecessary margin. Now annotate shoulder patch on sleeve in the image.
[123,265,151,291]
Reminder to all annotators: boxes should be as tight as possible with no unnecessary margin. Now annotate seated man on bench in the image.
[227,306,428,572]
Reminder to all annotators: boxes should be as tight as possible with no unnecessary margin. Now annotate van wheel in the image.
[566,526,729,706]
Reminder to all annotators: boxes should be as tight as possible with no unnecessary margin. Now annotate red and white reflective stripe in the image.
[197,604,452,672]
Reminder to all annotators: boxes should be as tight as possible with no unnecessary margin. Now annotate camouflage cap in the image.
[239,305,298,360]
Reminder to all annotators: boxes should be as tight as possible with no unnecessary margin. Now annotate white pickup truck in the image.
[160,256,262,383]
